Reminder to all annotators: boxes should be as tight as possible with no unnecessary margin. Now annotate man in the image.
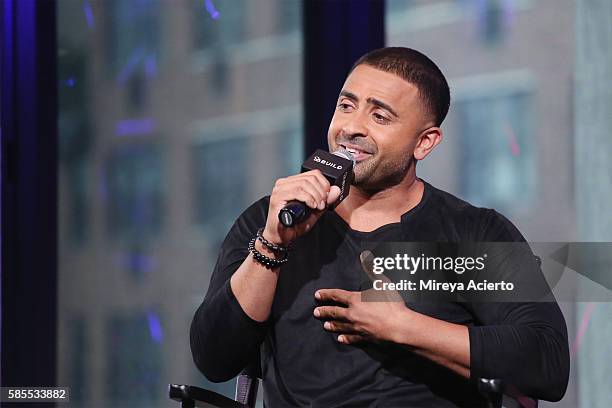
[190,47,569,407]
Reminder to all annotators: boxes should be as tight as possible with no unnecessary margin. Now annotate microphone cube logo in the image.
[313,156,343,170]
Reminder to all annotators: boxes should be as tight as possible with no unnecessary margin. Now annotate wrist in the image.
[389,306,422,346]
[248,237,288,269]
[255,239,284,259]
[262,226,291,247]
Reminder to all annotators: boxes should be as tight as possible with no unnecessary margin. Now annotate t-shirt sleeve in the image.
[466,209,570,402]
[189,197,270,382]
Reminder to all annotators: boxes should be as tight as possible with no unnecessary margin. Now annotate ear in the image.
[413,127,443,161]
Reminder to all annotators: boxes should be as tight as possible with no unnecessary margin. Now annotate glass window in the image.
[58,52,93,246]
[386,0,570,240]
[276,0,301,33]
[57,1,303,406]
[191,125,302,251]
[106,311,164,406]
[386,0,416,14]
[455,89,535,213]
[478,0,505,45]
[106,143,164,241]
[106,0,161,77]
[65,317,87,404]
[192,137,248,236]
[387,3,579,404]
[193,0,246,50]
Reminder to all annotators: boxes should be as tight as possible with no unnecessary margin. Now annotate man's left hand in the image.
[313,288,414,345]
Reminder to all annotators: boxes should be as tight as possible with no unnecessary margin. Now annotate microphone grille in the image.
[332,147,355,164]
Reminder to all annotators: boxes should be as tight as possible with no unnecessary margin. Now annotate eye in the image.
[337,102,354,112]
[373,112,390,124]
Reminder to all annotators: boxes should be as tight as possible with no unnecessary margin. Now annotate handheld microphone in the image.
[278,148,355,228]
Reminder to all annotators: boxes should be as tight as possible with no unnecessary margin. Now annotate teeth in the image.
[340,145,368,156]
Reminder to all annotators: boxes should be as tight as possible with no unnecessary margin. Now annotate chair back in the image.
[478,378,538,408]
[234,355,261,407]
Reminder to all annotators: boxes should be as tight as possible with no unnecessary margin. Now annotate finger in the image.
[315,288,354,305]
[359,250,404,302]
[302,170,331,195]
[305,169,331,192]
[275,171,330,196]
[362,284,404,302]
[276,180,326,210]
[274,183,320,210]
[313,306,349,321]
[337,334,365,345]
[323,320,358,334]
[292,188,321,210]
[327,186,341,205]
[273,176,288,186]
[299,173,331,210]
[365,291,404,302]
[299,177,328,209]
[274,172,333,209]
[360,250,398,284]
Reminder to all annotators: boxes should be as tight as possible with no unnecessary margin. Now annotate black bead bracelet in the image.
[248,237,289,269]
[256,228,290,254]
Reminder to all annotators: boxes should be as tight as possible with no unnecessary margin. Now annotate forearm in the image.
[391,305,569,401]
[392,309,471,379]
[469,321,569,401]
[190,278,267,382]
[230,239,281,322]
[191,235,278,380]
[233,171,339,322]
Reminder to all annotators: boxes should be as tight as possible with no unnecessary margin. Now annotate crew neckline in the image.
[328,179,432,237]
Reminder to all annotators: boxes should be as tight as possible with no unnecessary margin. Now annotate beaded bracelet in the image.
[248,237,289,269]
[256,228,290,254]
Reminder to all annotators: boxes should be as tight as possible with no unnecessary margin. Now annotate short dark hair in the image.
[351,47,451,127]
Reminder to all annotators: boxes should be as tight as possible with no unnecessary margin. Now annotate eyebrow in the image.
[339,90,399,118]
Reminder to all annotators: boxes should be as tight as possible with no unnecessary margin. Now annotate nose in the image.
[339,111,369,139]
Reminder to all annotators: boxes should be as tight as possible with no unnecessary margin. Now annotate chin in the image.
[352,172,377,188]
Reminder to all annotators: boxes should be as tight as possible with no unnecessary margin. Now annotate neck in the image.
[334,169,424,232]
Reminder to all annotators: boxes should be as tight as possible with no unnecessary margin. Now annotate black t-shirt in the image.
[190,181,569,407]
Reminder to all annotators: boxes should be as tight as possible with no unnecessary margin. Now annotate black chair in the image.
[169,362,259,408]
[170,367,537,408]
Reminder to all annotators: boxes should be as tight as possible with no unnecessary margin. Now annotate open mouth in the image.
[339,144,373,162]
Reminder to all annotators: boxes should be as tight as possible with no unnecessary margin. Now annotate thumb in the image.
[361,250,404,302]
[360,250,376,281]
[326,186,342,205]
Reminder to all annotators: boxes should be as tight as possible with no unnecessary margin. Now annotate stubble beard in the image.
[353,154,415,194]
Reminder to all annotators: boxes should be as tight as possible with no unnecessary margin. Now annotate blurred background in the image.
[2,0,611,407]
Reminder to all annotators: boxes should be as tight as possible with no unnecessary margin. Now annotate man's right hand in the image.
[263,170,341,246]
[230,170,341,323]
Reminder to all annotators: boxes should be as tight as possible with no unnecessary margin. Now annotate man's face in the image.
[327,64,432,190]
